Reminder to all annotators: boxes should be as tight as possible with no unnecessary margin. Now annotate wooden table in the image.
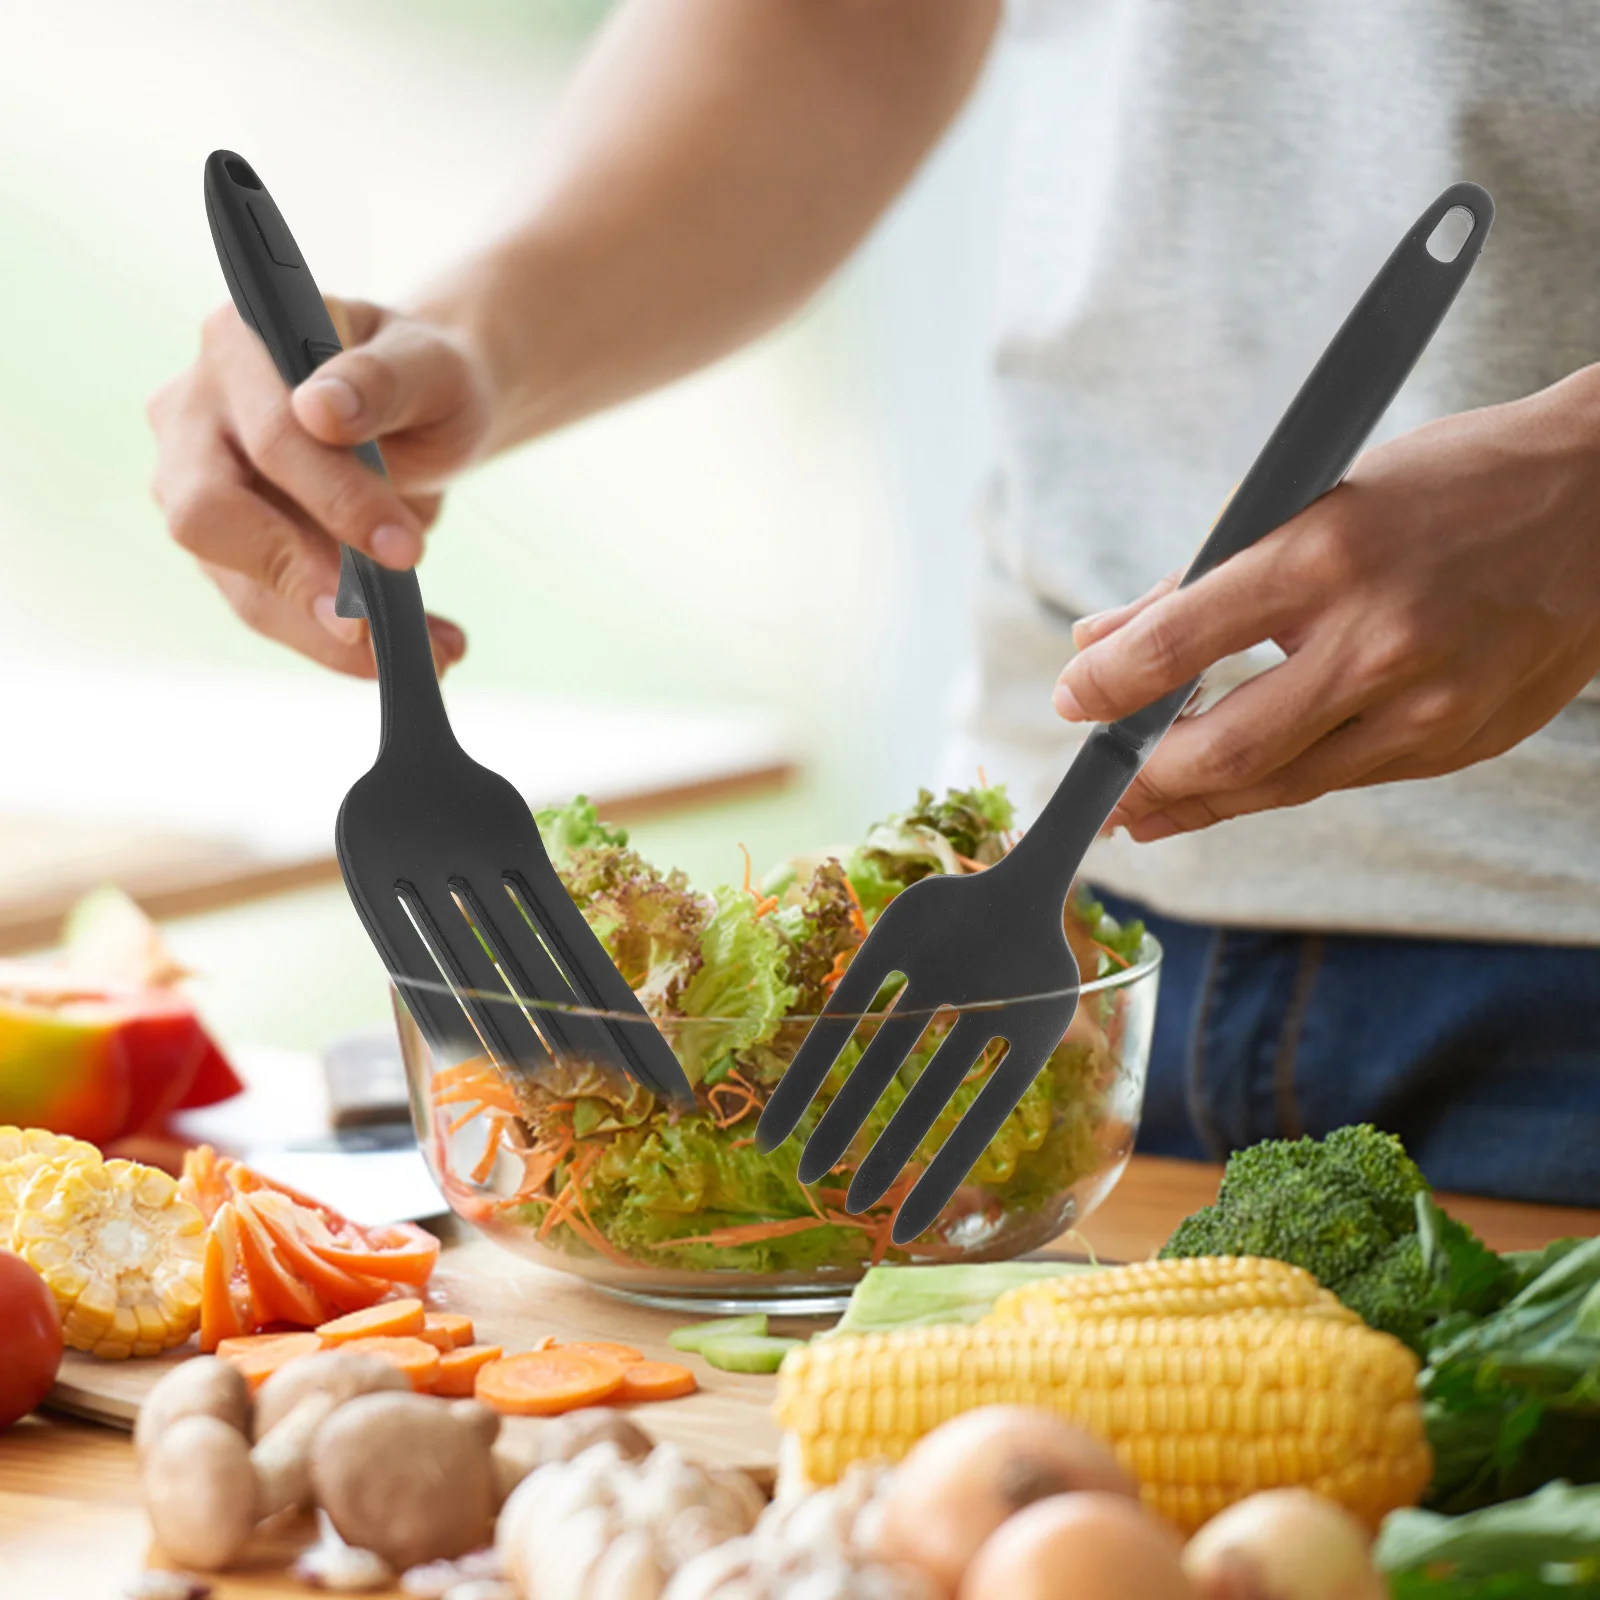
[5,1155,1593,1599]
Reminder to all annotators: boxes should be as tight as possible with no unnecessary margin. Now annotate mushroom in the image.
[142,1414,261,1572]
[135,1358,251,1463]
[661,1536,938,1600]
[313,1393,502,1571]
[254,1348,410,1440]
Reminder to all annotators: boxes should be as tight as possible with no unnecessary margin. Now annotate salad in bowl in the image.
[396,783,1160,1310]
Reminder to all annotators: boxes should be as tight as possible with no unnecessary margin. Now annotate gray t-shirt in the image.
[953,0,1600,944]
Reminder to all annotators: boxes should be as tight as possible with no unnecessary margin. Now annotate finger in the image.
[203,306,427,569]
[1105,633,1374,825]
[1122,675,1494,834]
[155,414,347,620]
[1053,515,1325,722]
[1071,571,1180,650]
[204,563,377,678]
[291,318,486,481]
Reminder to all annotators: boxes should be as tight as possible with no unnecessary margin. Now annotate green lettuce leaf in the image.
[675,889,799,1085]
[535,794,629,864]
[829,1261,1100,1338]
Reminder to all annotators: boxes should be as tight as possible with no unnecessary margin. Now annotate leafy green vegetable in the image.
[675,889,798,1084]
[504,782,1140,1277]
[1379,1481,1600,1597]
[1420,1235,1600,1511]
[827,1261,1101,1337]
[535,794,629,862]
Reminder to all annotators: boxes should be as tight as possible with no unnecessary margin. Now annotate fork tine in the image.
[890,1033,1054,1244]
[795,998,932,1184]
[845,1012,994,1212]
[398,882,546,1074]
[755,954,895,1152]
[503,866,694,1106]
[453,878,653,1091]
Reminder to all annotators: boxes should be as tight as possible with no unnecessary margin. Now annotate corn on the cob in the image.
[987,1256,1356,1328]
[0,1125,98,1241]
[11,1154,205,1358]
[773,1314,1430,1533]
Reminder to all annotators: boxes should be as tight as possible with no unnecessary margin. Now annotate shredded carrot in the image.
[953,852,989,873]
[317,1297,426,1344]
[977,764,990,788]
[618,1360,697,1403]
[650,1216,830,1250]
[738,842,754,896]
[432,1081,521,1114]
[430,1059,497,1092]
[841,876,868,941]
[1092,939,1133,970]
[470,1115,510,1184]
[728,1136,756,1150]
[823,949,852,995]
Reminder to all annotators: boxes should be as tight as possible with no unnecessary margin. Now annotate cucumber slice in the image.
[700,1333,804,1373]
[667,1314,767,1354]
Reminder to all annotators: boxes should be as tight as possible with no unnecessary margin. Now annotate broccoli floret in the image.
[1159,1124,1434,1346]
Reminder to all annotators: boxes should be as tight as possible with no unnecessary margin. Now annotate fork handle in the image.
[203,150,454,758]
[1018,181,1494,898]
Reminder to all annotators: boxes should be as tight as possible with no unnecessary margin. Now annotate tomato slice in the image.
[199,1204,252,1353]
[315,1224,441,1287]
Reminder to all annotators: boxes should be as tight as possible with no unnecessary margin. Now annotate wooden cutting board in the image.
[48,1226,820,1480]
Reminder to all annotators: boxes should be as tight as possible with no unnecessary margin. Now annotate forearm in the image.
[413,0,1000,453]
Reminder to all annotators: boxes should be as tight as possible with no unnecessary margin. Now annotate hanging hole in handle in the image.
[224,157,262,190]
[1426,205,1475,262]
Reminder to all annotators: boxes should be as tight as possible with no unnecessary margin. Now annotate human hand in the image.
[1052,367,1600,840]
[148,297,495,676]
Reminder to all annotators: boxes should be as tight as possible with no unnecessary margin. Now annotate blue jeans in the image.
[1093,888,1600,1206]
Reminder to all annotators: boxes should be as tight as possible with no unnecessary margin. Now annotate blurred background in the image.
[0,0,1016,1050]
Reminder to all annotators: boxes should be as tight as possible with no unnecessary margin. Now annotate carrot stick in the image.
[649,1216,829,1250]
[417,1312,475,1351]
[216,1331,323,1392]
[470,1116,509,1184]
[316,1297,426,1344]
[562,1340,644,1366]
[336,1335,443,1392]
[434,1342,504,1396]
[618,1360,698,1403]
[475,1349,627,1415]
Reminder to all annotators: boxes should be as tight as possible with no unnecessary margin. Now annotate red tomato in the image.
[0,1250,64,1429]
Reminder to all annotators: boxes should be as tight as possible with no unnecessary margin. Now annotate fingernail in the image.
[1072,610,1108,646]
[298,375,362,424]
[371,524,421,569]
[313,592,365,642]
[1053,680,1086,720]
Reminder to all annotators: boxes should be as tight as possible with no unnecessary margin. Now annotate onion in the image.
[959,1492,1195,1600]
[1181,1490,1384,1600]
[872,1407,1138,1596]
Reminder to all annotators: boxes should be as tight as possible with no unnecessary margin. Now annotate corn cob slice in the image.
[0,1125,98,1243]
[987,1256,1356,1328]
[12,1155,205,1358]
[773,1314,1430,1533]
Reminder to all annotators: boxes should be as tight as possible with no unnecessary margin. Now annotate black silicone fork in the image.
[757,182,1493,1243]
[204,150,693,1107]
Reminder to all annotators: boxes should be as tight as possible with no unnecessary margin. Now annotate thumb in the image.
[292,315,482,456]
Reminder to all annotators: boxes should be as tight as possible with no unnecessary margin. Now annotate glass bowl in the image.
[393,936,1161,1314]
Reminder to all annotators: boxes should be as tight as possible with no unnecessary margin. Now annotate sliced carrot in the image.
[317,1297,426,1344]
[198,1210,248,1354]
[417,1312,475,1351]
[475,1349,627,1416]
[562,1340,644,1367]
[336,1335,442,1392]
[434,1342,504,1397]
[616,1360,698,1404]
[216,1331,324,1392]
